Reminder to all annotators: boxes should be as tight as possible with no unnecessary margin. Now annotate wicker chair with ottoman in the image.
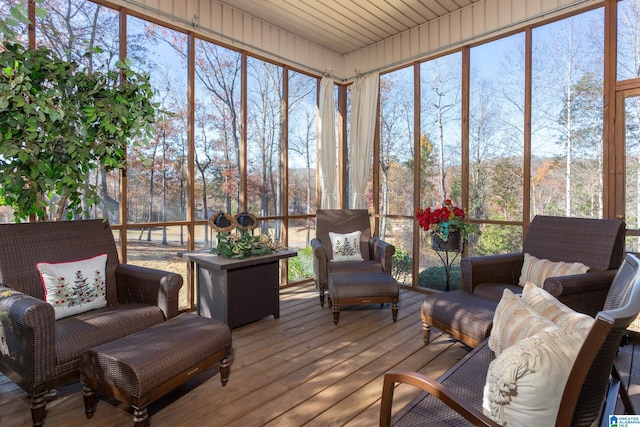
[421,215,625,348]
[81,313,232,427]
[311,209,395,307]
[0,219,183,427]
[327,271,399,325]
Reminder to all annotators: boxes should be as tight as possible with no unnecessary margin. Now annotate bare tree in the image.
[247,59,283,225]
[421,58,461,203]
[379,70,414,238]
[533,16,602,218]
[195,42,242,214]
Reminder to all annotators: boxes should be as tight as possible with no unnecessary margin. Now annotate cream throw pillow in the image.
[482,326,588,426]
[518,253,589,287]
[488,288,557,357]
[38,254,108,320]
[522,282,594,331]
[328,231,364,262]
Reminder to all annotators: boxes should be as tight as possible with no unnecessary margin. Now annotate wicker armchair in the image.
[0,220,183,427]
[461,215,625,315]
[381,252,640,426]
[311,209,395,307]
[421,215,625,348]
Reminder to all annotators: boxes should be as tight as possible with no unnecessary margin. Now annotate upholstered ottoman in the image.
[421,290,497,348]
[80,313,232,426]
[328,272,399,325]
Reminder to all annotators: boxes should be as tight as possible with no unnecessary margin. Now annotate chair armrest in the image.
[115,264,183,320]
[370,237,395,273]
[0,285,56,392]
[311,238,329,288]
[543,269,616,316]
[380,370,499,427]
[460,253,523,293]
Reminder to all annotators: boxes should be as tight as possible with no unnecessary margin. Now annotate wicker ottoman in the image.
[327,272,399,325]
[421,290,497,348]
[80,313,232,426]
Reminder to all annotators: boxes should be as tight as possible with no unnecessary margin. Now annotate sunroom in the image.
[2,0,640,425]
[5,0,640,301]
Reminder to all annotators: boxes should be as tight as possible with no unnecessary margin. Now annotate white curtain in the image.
[349,72,379,209]
[317,76,337,209]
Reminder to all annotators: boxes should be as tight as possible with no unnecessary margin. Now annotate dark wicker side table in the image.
[80,313,232,426]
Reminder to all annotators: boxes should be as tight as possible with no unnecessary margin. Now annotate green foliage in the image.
[213,231,280,259]
[489,158,523,220]
[418,266,461,291]
[288,246,314,281]
[0,3,159,221]
[391,248,413,284]
[476,224,522,256]
[0,1,40,36]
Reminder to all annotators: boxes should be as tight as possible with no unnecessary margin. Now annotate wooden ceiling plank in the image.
[315,0,401,36]
[370,0,425,28]
[408,0,440,20]
[281,0,383,49]
[225,0,373,53]
[216,0,484,54]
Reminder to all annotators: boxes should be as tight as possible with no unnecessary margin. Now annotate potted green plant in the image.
[415,199,480,251]
[0,2,159,221]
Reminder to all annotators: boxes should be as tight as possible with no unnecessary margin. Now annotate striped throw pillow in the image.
[518,253,589,287]
[522,282,594,331]
[488,288,557,357]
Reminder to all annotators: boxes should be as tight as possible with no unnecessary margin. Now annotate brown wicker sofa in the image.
[422,215,625,347]
[0,219,183,427]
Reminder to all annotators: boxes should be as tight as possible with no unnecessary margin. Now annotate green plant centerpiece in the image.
[209,211,281,259]
[0,2,159,221]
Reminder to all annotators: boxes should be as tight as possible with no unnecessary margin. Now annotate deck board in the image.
[1,284,638,426]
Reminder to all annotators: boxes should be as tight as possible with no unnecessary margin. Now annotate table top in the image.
[178,249,297,270]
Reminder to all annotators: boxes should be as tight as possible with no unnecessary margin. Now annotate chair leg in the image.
[392,303,398,322]
[31,393,46,427]
[220,356,231,386]
[83,386,97,419]
[132,405,149,427]
[612,363,636,414]
[332,304,340,325]
[319,289,325,307]
[422,321,431,345]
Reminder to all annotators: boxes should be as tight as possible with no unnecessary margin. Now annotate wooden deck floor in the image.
[1,284,639,426]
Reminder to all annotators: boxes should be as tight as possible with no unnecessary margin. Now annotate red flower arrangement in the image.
[415,199,478,242]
